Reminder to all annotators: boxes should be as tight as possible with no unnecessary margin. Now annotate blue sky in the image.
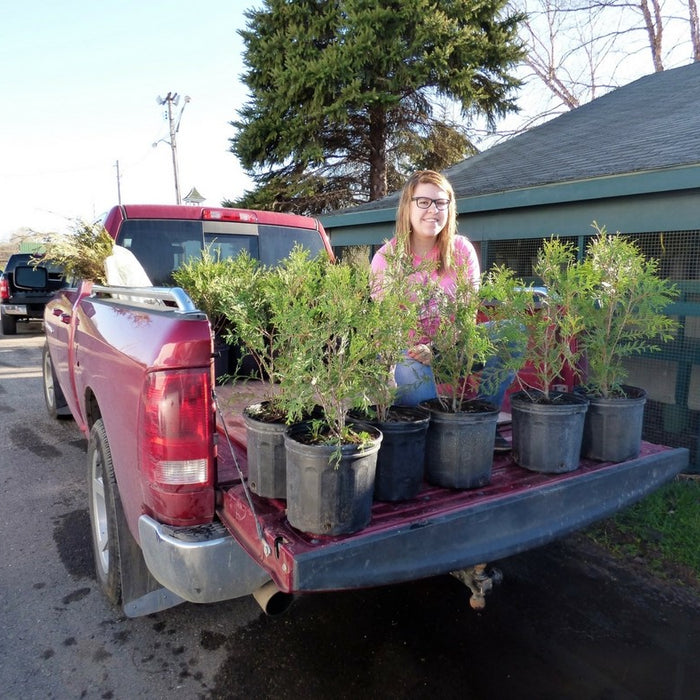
[2,1,692,242]
[1,1,256,240]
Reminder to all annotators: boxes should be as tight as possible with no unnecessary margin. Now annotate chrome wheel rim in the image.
[90,451,109,574]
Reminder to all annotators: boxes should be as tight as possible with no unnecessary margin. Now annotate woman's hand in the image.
[407,343,432,365]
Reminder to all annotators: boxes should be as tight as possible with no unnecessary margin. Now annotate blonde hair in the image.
[395,170,457,271]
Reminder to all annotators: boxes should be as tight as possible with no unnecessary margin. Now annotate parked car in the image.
[1,253,67,334]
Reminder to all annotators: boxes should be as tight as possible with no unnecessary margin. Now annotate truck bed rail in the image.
[89,285,198,313]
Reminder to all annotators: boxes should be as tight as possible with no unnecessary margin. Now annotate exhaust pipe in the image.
[252,580,294,616]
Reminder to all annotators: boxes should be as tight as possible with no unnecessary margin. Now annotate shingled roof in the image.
[351,61,700,212]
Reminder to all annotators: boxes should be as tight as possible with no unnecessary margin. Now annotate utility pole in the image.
[114,160,122,205]
[154,92,191,205]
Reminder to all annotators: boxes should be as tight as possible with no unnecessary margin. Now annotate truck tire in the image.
[42,343,70,419]
[1,311,17,335]
[87,419,122,607]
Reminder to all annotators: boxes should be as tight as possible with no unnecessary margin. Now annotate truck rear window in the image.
[115,219,325,286]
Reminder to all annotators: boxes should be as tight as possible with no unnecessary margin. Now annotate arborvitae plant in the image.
[172,245,238,336]
[218,251,276,381]
[575,223,679,398]
[364,243,426,421]
[40,219,114,284]
[269,247,393,446]
[427,268,498,413]
[509,237,588,402]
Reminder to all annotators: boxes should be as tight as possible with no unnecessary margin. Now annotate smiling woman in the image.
[371,171,478,404]
[370,170,516,420]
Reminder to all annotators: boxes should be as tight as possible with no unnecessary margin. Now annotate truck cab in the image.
[103,204,333,285]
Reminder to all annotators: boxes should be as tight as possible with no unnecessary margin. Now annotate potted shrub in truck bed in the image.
[506,237,590,473]
[217,251,293,499]
[176,248,304,501]
[362,402,430,501]
[352,246,431,502]
[419,264,525,488]
[172,246,240,380]
[270,249,386,536]
[574,224,679,462]
[40,219,115,284]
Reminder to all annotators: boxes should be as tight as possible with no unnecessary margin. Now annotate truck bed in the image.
[214,382,689,594]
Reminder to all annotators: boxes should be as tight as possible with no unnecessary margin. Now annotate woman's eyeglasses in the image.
[411,197,451,210]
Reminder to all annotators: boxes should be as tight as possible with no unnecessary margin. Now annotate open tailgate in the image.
[215,386,688,593]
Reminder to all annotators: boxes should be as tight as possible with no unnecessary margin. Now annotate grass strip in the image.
[584,475,700,584]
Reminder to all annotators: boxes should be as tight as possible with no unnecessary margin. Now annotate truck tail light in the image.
[0,276,9,301]
[140,369,215,525]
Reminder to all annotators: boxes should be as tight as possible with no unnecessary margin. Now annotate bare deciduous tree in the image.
[478,0,698,145]
[689,0,700,59]
[637,0,665,70]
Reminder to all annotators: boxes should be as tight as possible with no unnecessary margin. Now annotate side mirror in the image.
[14,265,48,289]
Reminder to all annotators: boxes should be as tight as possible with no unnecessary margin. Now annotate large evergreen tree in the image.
[229,0,525,214]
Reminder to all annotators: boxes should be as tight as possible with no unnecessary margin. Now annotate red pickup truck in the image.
[42,204,689,618]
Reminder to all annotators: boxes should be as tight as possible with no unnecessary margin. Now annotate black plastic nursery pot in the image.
[213,336,230,381]
[510,390,589,473]
[243,402,288,500]
[580,386,647,463]
[368,406,430,501]
[284,422,382,536]
[213,334,260,381]
[419,398,499,489]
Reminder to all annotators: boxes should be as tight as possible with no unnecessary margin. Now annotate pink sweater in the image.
[370,235,481,342]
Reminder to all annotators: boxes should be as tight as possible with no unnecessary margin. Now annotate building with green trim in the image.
[321,62,700,470]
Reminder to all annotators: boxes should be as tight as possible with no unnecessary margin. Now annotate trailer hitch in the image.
[450,563,503,610]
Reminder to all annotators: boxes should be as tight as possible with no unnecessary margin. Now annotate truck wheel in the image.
[42,343,70,419]
[1,312,17,335]
[87,419,122,606]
